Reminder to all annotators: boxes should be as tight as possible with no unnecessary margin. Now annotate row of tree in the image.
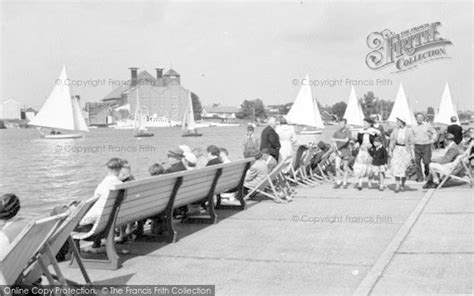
[202,91,471,122]
[234,92,397,121]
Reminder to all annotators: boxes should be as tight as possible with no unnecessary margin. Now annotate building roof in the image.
[102,70,159,101]
[102,85,129,101]
[137,70,157,82]
[203,105,240,114]
[164,69,180,76]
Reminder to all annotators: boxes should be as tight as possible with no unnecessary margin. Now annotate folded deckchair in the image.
[299,146,323,184]
[287,146,321,186]
[0,215,64,286]
[21,197,97,286]
[316,147,336,181]
[243,156,293,201]
[435,142,473,189]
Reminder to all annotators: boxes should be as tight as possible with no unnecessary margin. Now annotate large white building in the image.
[0,99,22,119]
[201,105,239,119]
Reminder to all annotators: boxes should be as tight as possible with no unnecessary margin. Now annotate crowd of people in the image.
[1,114,472,257]
[331,114,473,191]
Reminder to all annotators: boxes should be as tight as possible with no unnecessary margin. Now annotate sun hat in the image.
[396,116,406,124]
[183,152,197,165]
[168,147,185,159]
[179,145,192,154]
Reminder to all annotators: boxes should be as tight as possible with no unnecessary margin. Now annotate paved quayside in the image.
[60,181,472,295]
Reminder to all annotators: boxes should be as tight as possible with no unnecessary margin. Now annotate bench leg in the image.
[183,169,222,224]
[70,227,121,270]
[150,212,177,243]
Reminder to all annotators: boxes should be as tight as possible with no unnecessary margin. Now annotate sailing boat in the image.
[387,83,416,126]
[181,91,202,137]
[29,65,89,139]
[343,86,365,127]
[434,83,459,125]
[285,74,324,134]
[133,89,154,137]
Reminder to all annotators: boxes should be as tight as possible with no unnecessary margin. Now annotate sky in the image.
[1,1,473,112]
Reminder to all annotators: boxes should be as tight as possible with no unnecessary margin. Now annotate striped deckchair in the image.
[21,197,97,285]
[0,215,63,286]
[435,142,473,189]
[243,156,293,202]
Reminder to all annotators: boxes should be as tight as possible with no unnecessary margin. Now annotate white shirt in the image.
[80,175,122,225]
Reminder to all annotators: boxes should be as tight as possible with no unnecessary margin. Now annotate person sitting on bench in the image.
[423,133,461,189]
[206,145,222,166]
[78,158,124,251]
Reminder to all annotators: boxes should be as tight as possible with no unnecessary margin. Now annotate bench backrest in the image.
[80,190,122,237]
[211,159,253,195]
[171,159,253,209]
[110,159,253,225]
[111,173,182,226]
[0,216,61,285]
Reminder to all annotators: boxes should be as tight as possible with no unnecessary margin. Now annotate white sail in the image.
[286,74,324,129]
[434,83,458,125]
[134,89,146,131]
[387,83,416,126]
[182,91,196,132]
[30,65,88,131]
[343,86,364,126]
[71,96,89,132]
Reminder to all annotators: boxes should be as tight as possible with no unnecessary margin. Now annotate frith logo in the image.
[365,22,452,73]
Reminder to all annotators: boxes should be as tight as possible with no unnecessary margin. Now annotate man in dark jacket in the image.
[165,148,187,174]
[447,116,463,145]
[206,145,222,166]
[260,117,281,161]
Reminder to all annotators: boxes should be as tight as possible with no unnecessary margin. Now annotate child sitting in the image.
[369,136,388,191]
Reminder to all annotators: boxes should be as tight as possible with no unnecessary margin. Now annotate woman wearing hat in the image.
[389,116,414,192]
[353,117,380,190]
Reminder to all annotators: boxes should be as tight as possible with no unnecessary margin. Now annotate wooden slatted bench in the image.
[71,158,253,270]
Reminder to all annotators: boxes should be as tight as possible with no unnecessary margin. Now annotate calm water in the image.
[0,126,334,218]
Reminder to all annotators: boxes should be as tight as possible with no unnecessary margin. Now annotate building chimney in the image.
[129,67,139,87]
[155,68,163,79]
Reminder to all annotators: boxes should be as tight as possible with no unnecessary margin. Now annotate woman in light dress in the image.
[353,118,380,190]
[276,117,297,163]
[389,117,414,192]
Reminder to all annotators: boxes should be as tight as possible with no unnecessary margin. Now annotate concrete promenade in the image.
[60,180,473,295]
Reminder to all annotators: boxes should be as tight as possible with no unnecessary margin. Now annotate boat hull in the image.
[134,132,154,137]
[43,133,83,139]
[298,130,322,135]
[182,133,203,137]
